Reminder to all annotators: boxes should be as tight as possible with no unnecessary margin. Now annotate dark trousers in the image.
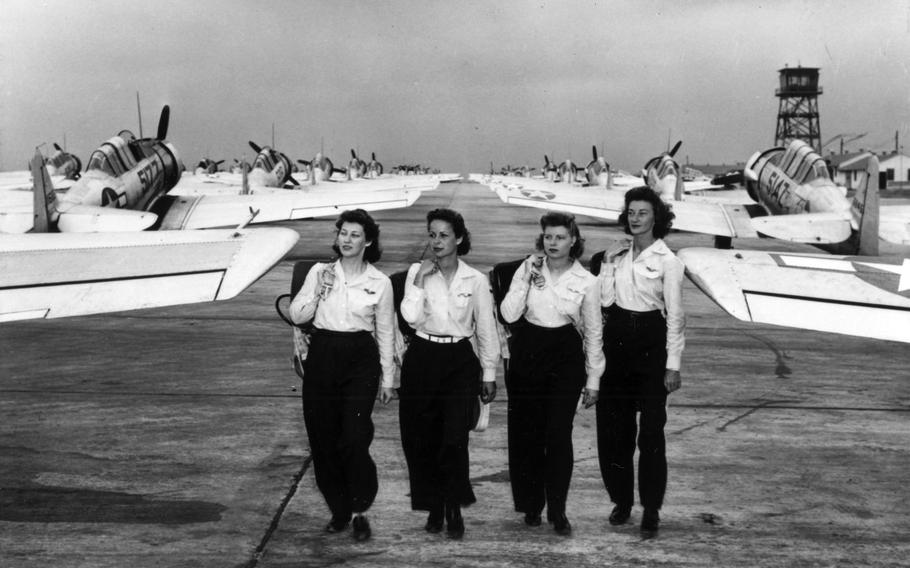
[399,336,480,511]
[506,323,586,518]
[302,330,380,519]
[596,305,668,511]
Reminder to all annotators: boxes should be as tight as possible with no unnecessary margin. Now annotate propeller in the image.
[156,105,170,140]
[668,140,682,157]
[249,141,263,154]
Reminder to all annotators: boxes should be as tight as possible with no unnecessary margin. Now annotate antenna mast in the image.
[136,92,143,138]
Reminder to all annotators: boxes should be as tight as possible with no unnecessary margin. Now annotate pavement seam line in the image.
[245,454,313,568]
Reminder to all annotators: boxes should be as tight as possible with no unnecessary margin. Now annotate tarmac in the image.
[1,181,909,567]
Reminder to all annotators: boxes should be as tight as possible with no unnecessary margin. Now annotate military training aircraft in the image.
[0,151,299,322]
[0,107,427,232]
[679,154,910,343]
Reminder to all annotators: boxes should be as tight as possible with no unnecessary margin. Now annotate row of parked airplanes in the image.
[1,104,908,345]
[472,140,910,344]
[0,105,455,321]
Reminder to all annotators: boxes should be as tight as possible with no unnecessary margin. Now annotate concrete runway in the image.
[2,182,909,567]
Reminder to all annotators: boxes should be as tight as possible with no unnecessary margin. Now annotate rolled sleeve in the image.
[598,262,616,308]
[500,263,530,324]
[581,280,605,390]
[663,256,686,371]
[400,264,426,327]
[473,276,501,382]
[288,263,322,325]
[373,278,397,388]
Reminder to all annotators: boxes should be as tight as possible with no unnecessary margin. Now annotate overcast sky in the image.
[1,0,908,174]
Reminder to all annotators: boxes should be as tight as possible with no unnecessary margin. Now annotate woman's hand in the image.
[317,265,336,299]
[524,254,545,286]
[379,387,397,405]
[583,388,599,408]
[481,381,497,404]
[664,370,681,393]
[413,259,439,287]
[604,239,631,263]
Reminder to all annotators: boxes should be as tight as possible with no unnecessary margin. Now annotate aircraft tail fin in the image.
[851,153,880,256]
[31,149,58,232]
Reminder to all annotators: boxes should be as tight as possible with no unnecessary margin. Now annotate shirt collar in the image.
[335,259,381,284]
[636,239,670,260]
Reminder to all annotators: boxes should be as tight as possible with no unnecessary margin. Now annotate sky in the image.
[1,0,908,174]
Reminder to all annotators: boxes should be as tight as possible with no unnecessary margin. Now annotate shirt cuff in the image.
[482,367,496,383]
[666,353,681,371]
[585,374,601,391]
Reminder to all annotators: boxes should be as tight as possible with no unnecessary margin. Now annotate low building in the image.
[831,150,910,189]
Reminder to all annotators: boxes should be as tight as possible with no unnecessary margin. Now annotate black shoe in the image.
[550,513,572,536]
[524,512,542,527]
[425,506,444,533]
[445,504,465,539]
[324,515,350,533]
[609,504,632,526]
[640,508,659,538]
[352,515,371,541]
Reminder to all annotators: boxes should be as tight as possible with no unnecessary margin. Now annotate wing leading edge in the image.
[678,247,910,343]
[0,228,299,321]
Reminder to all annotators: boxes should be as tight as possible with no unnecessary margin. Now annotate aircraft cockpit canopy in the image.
[86,137,140,177]
[780,140,830,184]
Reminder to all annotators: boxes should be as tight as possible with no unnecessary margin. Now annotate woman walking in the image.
[390,208,499,539]
[500,211,604,536]
[596,186,685,538]
[289,209,396,542]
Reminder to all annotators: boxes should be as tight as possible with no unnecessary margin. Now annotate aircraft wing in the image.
[485,177,757,238]
[880,205,910,245]
[750,212,852,244]
[157,188,422,230]
[170,173,443,196]
[0,228,298,322]
[678,247,910,343]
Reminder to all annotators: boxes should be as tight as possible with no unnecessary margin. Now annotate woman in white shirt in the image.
[289,209,396,542]
[596,186,685,538]
[391,208,499,539]
[500,211,604,536]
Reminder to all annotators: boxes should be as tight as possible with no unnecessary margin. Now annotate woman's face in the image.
[428,219,461,259]
[626,200,656,237]
[541,224,576,261]
[336,221,369,258]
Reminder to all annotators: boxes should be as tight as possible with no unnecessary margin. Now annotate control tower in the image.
[775,66,822,151]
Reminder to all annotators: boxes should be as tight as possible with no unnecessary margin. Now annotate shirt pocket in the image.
[555,285,585,317]
[348,286,381,317]
[634,259,662,280]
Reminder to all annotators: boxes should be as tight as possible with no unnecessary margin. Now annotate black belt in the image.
[312,328,371,338]
[603,304,663,321]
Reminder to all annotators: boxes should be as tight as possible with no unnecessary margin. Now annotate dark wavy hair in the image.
[332,208,382,263]
[427,208,471,256]
[535,211,585,259]
[618,186,675,239]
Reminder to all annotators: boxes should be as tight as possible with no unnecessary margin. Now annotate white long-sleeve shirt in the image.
[598,239,686,371]
[289,260,396,388]
[400,260,500,383]
[500,258,605,391]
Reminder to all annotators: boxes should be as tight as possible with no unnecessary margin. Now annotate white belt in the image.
[415,330,460,344]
